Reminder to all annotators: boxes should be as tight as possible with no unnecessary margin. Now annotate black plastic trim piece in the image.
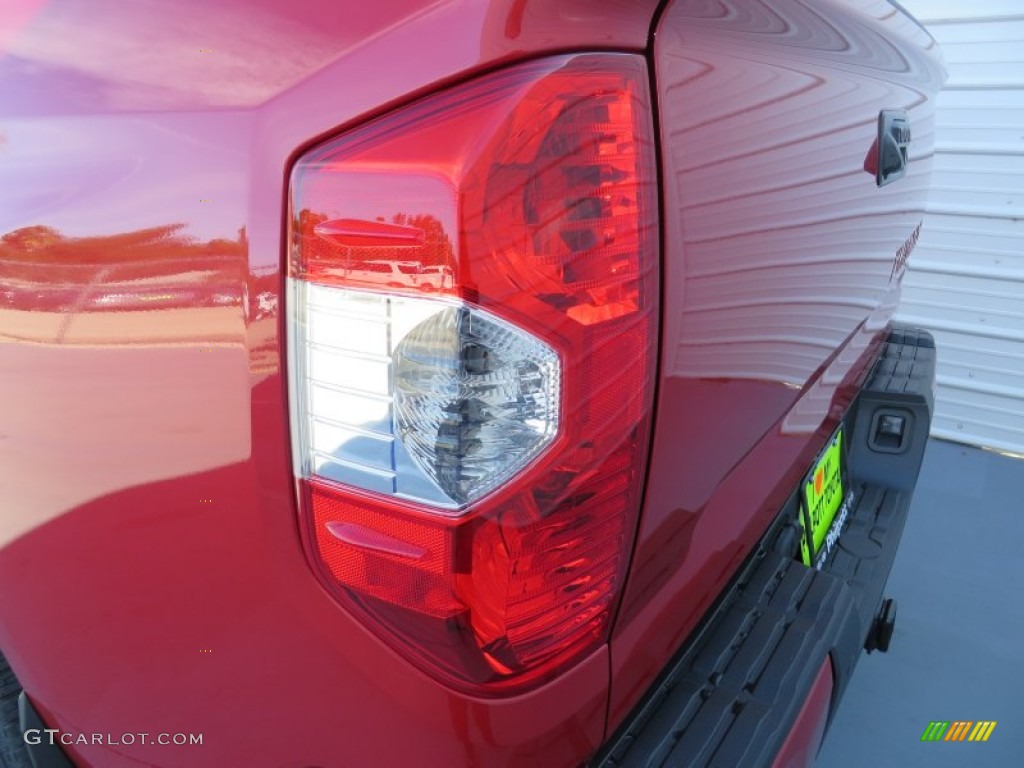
[594,325,935,768]
[18,694,74,768]
[876,110,911,188]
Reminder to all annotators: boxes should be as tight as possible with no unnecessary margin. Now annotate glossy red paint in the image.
[0,1,657,766]
[772,658,834,768]
[606,0,944,732]
[0,0,943,765]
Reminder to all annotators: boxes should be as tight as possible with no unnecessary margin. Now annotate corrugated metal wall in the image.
[895,0,1024,454]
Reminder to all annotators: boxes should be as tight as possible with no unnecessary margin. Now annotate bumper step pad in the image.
[598,326,935,768]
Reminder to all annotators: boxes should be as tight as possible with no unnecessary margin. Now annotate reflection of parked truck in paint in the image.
[0,1,943,766]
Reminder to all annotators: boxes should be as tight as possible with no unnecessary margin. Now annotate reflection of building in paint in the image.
[293,209,456,294]
[652,0,938,446]
[0,223,257,347]
[0,223,247,315]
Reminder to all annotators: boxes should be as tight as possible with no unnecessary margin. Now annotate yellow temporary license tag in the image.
[800,430,844,567]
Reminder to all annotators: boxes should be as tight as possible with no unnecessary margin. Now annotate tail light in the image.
[287,54,658,694]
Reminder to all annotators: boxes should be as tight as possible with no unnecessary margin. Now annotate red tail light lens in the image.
[288,54,658,693]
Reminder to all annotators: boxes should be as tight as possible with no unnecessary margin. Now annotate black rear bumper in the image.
[596,325,936,768]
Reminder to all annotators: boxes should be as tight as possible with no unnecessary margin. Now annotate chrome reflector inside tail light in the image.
[290,281,560,510]
[392,303,560,506]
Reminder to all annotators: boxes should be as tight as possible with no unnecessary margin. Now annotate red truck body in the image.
[0,1,943,766]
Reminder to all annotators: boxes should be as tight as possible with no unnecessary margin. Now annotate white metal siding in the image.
[895,0,1024,454]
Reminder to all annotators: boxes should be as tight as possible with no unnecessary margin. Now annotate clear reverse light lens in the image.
[394,305,560,505]
[290,280,560,511]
